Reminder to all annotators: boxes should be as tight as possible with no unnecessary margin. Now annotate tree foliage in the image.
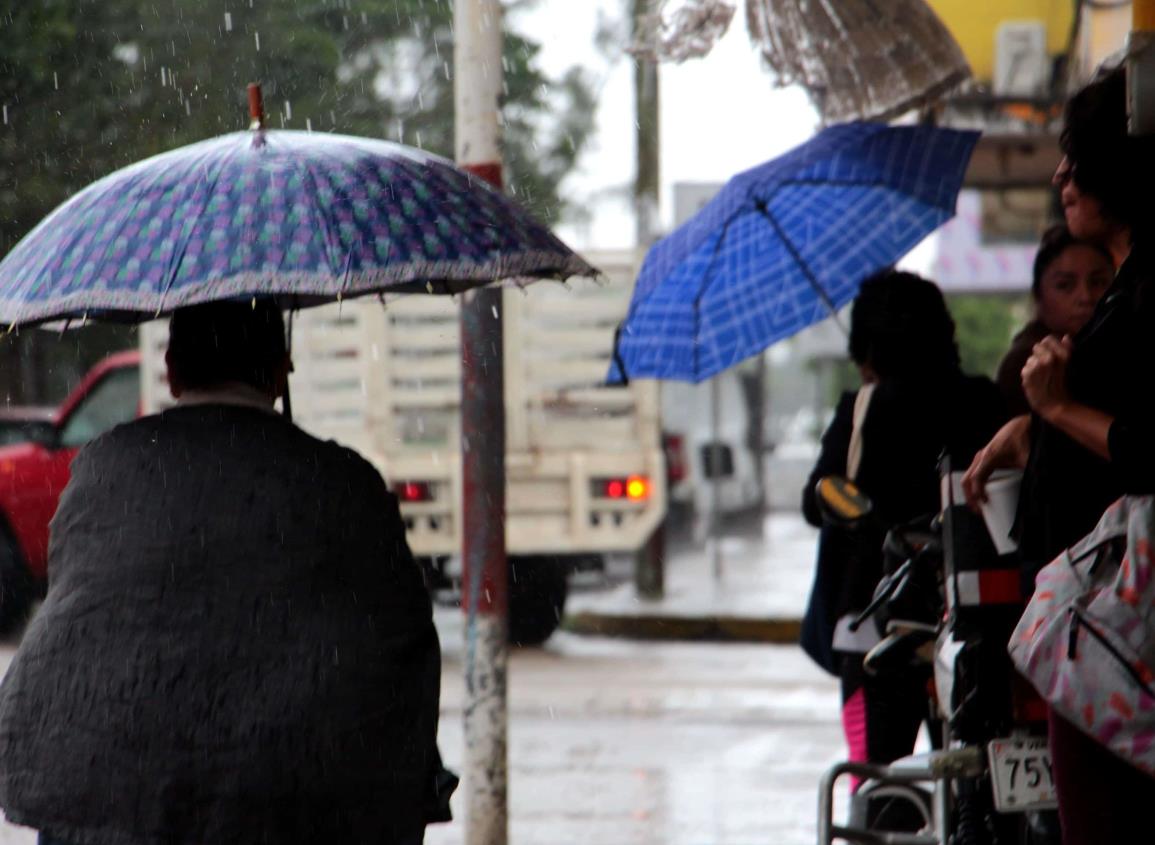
[0,0,596,401]
[947,294,1026,379]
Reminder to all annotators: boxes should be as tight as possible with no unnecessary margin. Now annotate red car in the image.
[0,351,141,630]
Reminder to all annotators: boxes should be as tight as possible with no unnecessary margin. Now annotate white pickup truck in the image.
[140,249,666,644]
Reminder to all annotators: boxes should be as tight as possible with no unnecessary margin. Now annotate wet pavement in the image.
[429,623,844,845]
[566,511,819,641]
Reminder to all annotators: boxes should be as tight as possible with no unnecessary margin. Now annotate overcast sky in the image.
[515,1,820,249]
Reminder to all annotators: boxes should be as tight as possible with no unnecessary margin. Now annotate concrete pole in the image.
[454,2,509,844]
[632,0,666,599]
[633,0,661,248]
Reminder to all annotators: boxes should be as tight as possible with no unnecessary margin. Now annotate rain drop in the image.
[224,11,233,31]
[254,31,261,51]
[491,306,498,319]
[305,118,312,132]
[284,100,292,120]
[185,100,191,116]
[160,67,166,86]
[2,105,7,125]
[342,15,349,30]
[361,11,367,24]
[53,72,58,90]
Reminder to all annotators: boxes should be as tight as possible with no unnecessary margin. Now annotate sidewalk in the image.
[564,512,819,644]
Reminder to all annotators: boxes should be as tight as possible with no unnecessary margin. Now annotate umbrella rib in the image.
[691,216,738,380]
[778,178,950,211]
[753,198,845,332]
[157,146,232,314]
[296,154,351,288]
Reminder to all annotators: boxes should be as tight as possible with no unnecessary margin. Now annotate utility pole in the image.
[633,0,665,599]
[633,0,661,248]
[455,2,509,844]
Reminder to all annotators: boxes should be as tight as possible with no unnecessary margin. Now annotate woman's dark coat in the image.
[1019,241,1155,569]
[799,376,1005,672]
[996,319,1050,419]
[0,404,442,845]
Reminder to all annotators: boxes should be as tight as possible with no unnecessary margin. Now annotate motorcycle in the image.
[815,465,1057,845]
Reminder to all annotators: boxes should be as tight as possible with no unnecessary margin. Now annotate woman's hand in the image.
[961,415,1032,511]
[1022,335,1073,422]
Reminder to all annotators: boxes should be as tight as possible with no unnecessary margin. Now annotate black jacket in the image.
[1019,241,1155,568]
[0,405,441,845]
[803,375,1005,619]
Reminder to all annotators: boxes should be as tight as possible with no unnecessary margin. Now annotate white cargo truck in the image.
[140,249,666,643]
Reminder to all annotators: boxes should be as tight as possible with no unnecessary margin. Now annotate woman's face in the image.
[1053,156,1114,244]
[1035,243,1114,336]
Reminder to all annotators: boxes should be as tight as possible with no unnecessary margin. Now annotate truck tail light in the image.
[663,433,687,484]
[395,481,433,503]
[594,476,651,501]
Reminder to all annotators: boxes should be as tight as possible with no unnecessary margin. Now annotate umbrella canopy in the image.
[0,130,595,328]
[746,0,971,124]
[609,121,980,384]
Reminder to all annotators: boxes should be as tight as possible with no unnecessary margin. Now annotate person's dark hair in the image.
[848,270,960,379]
[1060,65,1155,233]
[167,299,287,394]
[1031,223,1113,298]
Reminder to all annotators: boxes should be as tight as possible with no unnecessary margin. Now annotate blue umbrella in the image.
[0,129,595,328]
[609,122,980,383]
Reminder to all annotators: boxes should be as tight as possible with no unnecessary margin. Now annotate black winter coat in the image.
[1019,241,1155,569]
[0,404,441,845]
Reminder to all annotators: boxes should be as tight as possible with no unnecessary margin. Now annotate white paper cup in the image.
[981,470,1023,555]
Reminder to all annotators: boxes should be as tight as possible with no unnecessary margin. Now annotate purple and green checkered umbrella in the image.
[0,130,596,327]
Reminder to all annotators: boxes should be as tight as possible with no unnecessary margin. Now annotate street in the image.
[434,610,844,845]
[0,609,844,845]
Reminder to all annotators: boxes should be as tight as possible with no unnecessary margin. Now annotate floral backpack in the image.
[1010,495,1155,775]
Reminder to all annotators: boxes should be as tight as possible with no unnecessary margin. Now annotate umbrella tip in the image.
[247,83,265,131]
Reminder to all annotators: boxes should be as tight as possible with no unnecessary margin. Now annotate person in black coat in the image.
[962,66,1155,845]
[0,301,450,845]
[801,270,1005,787]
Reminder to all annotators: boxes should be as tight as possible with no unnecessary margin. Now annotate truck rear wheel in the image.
[0,536,35,637]
[508,556,568,646]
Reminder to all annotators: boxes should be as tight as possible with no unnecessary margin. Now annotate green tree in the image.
[0,0,596,401]
[947,294,1027,378]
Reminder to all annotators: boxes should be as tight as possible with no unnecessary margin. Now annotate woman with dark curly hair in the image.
[963,65,1155,843]
[801,270,1004,810]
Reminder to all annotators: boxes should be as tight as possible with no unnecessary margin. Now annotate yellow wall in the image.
[925,0,1076,82]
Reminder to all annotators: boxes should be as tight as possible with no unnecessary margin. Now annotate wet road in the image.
[0,610,845,845]
[429,611,844,845]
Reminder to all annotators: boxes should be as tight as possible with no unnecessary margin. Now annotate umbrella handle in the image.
[281,306,294,422]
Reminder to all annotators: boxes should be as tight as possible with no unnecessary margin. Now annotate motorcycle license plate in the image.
[986,737,1058,812]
